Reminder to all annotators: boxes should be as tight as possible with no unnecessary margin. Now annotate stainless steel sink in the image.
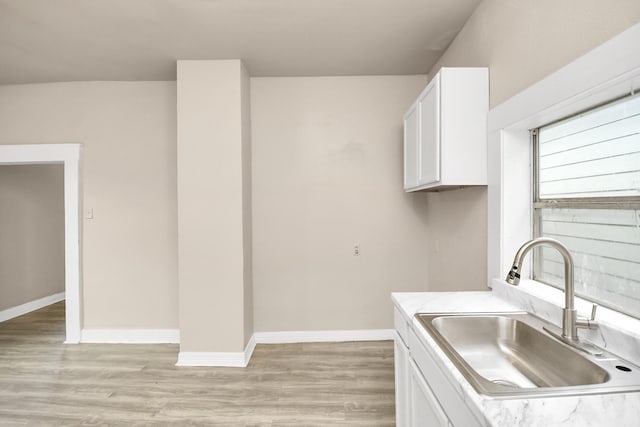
[415,312,640,398]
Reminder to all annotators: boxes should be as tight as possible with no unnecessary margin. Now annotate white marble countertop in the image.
[392,291,640,427]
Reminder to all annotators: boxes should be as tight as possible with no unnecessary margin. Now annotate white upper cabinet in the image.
[403,67,488,192]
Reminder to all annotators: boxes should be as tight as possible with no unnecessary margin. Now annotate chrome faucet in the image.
[506,237,600,354]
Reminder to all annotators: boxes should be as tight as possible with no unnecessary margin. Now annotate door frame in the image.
[0,144,81,343]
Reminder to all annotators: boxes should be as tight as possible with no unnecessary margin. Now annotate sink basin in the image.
[415,312,640,398]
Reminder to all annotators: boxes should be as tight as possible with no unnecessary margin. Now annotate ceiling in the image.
[0,0,481,84]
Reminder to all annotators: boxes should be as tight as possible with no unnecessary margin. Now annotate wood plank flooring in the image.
[0,302,396,426]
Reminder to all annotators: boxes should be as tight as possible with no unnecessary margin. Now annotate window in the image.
[533,94,640,318]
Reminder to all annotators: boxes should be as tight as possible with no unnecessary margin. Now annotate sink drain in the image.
[491,379,520,388]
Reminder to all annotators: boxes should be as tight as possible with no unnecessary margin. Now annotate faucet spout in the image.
[505,238,576,338]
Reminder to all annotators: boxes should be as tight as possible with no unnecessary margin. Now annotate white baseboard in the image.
[0,292,65,323]
[176,334,256,367]
[77,328,392,347]
[253,329,394,344]
[80,328,180,344]
[76,327,391,367]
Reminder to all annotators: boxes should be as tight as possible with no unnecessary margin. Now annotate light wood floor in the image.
[0,302,396,426]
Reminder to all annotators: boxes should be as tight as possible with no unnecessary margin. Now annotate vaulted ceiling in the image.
[0,0,481,84]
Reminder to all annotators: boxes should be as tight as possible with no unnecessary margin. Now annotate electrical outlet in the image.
[353,244,360,256]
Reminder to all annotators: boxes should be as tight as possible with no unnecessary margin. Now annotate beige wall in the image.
[0,82,178,328]
[177,60,252,352]
[0,74,432,337]
[424,187,487,292]
[0,164,65,311]
[241,63,254,346]
[431,0,640,108]
[251,75,431,332]
[423,0,640,291]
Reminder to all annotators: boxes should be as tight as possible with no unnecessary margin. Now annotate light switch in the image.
[85,208,94,219]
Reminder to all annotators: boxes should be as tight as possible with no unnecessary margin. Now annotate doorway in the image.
[0,144,81,343]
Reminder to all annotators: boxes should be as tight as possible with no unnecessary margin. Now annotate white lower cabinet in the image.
[408,359,451,427]
[394,308,481,427]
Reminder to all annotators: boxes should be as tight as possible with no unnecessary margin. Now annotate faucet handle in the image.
[576,304,599,330]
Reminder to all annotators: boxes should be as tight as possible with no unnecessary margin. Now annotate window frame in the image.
[530,100,640,317]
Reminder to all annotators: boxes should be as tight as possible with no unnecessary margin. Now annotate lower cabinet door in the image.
[394,333,410,427]
[408,359,450,427]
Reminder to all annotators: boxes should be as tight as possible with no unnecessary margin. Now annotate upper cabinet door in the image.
[403,102,419,190]
[417,74,440,186]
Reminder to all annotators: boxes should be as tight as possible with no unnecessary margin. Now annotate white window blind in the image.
[538,94,640,198]
[534,94,640,318]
